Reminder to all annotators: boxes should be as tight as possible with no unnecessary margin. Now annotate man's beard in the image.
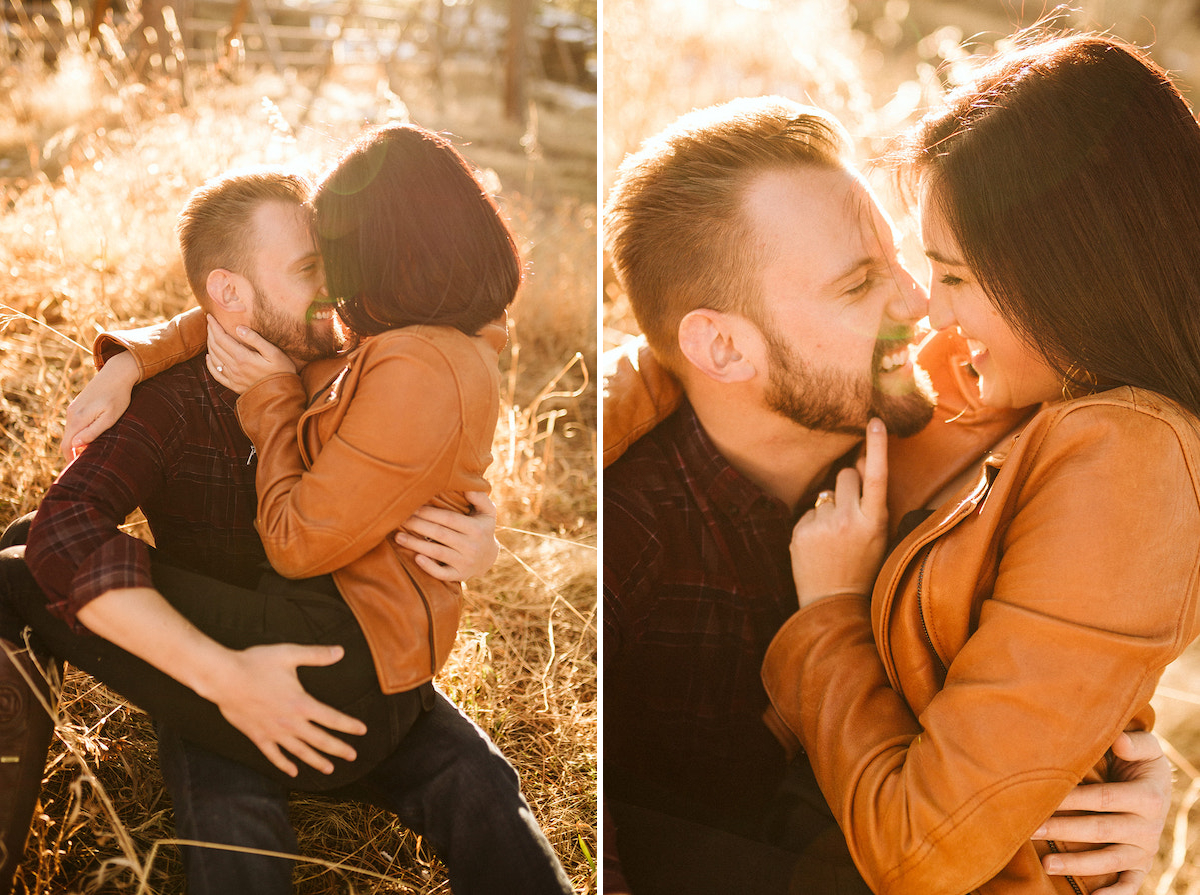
[248,284,337,364]
[762,330,935,438]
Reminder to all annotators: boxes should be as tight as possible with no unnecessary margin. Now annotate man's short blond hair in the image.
[176,169,312,309]
[604,97,853,371]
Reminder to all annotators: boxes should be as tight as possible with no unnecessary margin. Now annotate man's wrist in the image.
[177,639,241,705]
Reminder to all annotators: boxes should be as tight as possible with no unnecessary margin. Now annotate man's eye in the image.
[846,276,873,296]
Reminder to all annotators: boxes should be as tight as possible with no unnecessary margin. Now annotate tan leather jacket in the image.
[95,307,505,694]
[762,385,1200,894]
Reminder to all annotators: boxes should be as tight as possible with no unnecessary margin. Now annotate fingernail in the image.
[1044,856,1062,874]
[237,325,249,337]
[1032,825,1047,838]
[869,418,884,434]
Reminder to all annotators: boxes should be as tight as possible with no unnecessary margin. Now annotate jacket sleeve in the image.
[236,336,469,578]
[762,403,1200,895]
[602,337,682,468]
[93,306,208,380]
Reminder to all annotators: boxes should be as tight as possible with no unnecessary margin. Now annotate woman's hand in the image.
[790,417,889,608]
[206,315,296,394]
[1035,731,1172,893]
[61,350,140,461]
[394,491,500,580]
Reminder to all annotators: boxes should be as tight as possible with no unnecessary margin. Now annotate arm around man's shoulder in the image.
[93,306,208,379]
[602,337,683,468]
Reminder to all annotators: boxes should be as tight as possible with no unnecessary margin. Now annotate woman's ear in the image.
[678,309,758,383]
[206,269,250,313]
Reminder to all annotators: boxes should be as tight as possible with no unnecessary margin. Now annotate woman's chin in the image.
[975,377,1010,409]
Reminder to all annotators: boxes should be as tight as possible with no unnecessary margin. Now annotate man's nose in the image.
[886,264,928,324]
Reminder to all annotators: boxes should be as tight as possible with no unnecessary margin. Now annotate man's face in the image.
[244,200,337,364]
[742,165,934,438]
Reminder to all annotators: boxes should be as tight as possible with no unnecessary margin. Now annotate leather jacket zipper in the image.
[398,558,439,677]
[876,486,986,689]
[1045,841,1084,895]
[914,547,947,677]
[296,363,353,467]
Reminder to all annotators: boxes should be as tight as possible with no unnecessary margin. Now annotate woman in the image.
[765,34,1200,894]
[19,123,519,789]
[204,122,520,701]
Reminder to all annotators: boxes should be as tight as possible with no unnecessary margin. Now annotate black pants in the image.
[0,515,429,791]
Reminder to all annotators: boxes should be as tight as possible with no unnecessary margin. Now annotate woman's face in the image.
[920,194,1063,409]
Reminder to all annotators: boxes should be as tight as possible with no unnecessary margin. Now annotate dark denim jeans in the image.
[157,723,297,894]
[161,689,573,895]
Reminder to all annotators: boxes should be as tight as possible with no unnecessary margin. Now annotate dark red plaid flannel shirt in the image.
[604,400,836,821]
[27,354,268,627]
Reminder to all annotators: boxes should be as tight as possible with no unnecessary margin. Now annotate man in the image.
[0,169,571,894]
[602,97,1169,893]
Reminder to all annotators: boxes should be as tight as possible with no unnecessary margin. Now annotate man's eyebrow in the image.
[827,256,875,287]
[925,247,966,266]
[291,250,321,268]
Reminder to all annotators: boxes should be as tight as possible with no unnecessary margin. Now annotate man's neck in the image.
[688,392,861,514]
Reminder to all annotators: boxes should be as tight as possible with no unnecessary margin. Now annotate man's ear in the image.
[206,269,250,313]
[677,309,758,383]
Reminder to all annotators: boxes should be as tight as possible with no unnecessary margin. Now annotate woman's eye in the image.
[939,273,964,287]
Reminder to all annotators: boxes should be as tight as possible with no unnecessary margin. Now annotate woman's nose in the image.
[926,282,956,331]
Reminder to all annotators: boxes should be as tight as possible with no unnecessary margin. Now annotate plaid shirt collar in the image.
[671,400,814,526]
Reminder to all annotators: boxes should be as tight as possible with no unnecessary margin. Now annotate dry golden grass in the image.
[1,6,596,893]
[604,1,1200,891]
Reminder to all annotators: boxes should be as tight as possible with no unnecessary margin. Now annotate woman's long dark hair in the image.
[895,34,1200,418]
[314,123,521,338]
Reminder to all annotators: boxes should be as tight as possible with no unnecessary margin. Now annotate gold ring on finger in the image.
[814,490,836,510]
